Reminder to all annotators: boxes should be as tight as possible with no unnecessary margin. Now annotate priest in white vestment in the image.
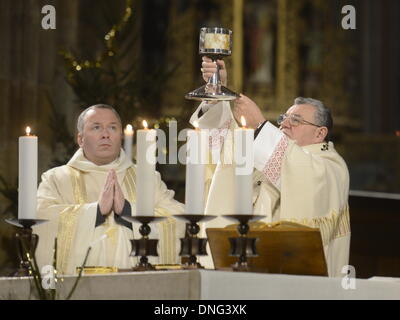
[34,105,185,275]
[192,57,351,277]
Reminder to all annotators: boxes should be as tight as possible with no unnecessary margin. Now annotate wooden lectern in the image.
[206,221,328,276]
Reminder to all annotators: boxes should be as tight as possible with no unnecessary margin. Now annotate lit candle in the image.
[18,126,38,220]
[124,124,134,160]
[136,120,157,216]
[234,116,254,214]
[185,121,208,214]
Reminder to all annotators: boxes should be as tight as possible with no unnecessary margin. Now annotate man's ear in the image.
[77,133,83,147]
[316,126,328,142]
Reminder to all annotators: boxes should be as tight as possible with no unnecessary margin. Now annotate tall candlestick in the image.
[185,121,208,214]
[234,116,254,214]
[124,124,134,160]
[136,120,157,216]
[18,126,38,220]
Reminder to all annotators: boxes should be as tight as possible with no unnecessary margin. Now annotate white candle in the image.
[136,120,157,216]
[234,116,254,214]
[18,126,38,220]
[124,124,134,160]
[185,121,208,214]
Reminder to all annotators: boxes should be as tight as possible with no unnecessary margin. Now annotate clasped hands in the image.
[201,56,266,129]
[98,169,125,216]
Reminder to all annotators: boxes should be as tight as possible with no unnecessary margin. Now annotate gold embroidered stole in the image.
[123,167,136,204]
[248,205,350,248]
[58,166,177,271]
[57,166,88,274]
[127,168,177,264]
[58,167,137,273]
[282,205,351,246]
[154,207,177,264]
[102,168,136,243]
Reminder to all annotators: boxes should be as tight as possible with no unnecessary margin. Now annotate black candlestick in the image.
[223,214,264,271]
[121,215,166,271]
[173,214,216,269]
[5,218,48,277]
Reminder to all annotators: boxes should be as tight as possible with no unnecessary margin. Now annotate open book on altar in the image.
[206,220,328,276]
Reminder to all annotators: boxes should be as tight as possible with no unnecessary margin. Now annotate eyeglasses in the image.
[277,113,321,127]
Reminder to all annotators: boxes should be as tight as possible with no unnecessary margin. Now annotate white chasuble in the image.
[190,101,351,277]
[34,149,185,275]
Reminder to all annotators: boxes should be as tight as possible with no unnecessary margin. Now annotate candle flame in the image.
[125,124,133,133]
[142,120,148,129]
[240,116,246,128]
[193,121,199,129]
[25,126,31,136]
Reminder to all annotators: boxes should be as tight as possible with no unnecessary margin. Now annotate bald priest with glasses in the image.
[190,57,350,277]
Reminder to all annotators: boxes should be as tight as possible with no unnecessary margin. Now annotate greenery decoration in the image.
[21,236,91,300]
[58,0,181,128]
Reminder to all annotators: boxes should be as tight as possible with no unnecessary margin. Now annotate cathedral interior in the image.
[0,0,399,278]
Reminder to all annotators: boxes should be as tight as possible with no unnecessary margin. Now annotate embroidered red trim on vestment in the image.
[262,136,288,187]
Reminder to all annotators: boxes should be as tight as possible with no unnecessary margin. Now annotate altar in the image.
[1,270,399,300]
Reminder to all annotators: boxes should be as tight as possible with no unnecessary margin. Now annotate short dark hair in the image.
[77,104,122,133]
